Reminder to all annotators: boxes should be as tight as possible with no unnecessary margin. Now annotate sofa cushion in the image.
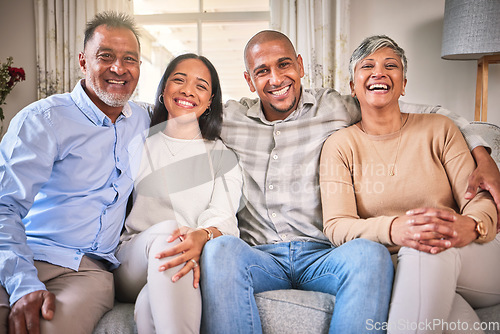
[476,304,500,334]
[94,292,500,334]
[255,290,335,334]
[93,302,136,334]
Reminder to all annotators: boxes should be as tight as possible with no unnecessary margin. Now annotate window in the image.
[133,0,270,103]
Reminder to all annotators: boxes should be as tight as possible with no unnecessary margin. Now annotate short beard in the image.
[270,97,297,114]
[95,89,131,108]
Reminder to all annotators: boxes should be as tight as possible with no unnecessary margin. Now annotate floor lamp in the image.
[441,0,500,122]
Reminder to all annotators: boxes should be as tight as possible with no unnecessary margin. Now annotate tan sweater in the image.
[320,113,497,247]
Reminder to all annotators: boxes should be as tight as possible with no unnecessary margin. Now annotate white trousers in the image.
[114,220,201,334]
[388,234,500,334]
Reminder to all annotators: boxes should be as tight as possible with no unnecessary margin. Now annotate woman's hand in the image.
[154,226,209,288]
[391,208,479,254]
[390,208,457,254]
[444,214,478,248]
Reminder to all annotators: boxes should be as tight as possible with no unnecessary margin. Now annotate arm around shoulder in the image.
[467,146,500,215]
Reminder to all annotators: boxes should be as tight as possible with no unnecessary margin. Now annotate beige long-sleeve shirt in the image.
[320,113,497,247]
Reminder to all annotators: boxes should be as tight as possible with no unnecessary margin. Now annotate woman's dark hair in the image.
[149,53,223,141]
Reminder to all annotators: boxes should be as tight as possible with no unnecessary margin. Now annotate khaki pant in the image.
[0,256,114,334]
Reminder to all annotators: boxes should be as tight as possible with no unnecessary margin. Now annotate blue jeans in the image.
[200,236,393,334]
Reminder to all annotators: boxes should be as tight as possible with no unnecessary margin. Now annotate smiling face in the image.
[244,38,304,121]
[79,25,140,120]
[350,47,407,111]
[162,58,213,121]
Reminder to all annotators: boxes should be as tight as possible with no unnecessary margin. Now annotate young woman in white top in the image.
[114,54,243,334]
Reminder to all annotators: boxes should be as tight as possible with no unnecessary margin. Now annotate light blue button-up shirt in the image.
[0,80,150,305]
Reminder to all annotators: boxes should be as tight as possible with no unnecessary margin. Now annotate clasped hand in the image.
[390,207,478,254]
[155,226,209,288]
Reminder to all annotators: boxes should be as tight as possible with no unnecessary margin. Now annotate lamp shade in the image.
[441,0,500,60]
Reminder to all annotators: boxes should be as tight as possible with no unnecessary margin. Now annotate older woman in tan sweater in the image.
[320,35,500,333]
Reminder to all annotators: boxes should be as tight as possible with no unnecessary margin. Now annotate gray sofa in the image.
[94,121,500,334]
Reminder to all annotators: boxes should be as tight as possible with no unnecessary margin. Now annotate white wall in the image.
[0,0,37,136]
[1,0,498,133]
[349,0,500,126]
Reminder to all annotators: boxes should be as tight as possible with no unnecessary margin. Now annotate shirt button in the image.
[280,234,287,239]
[275,130,281,136]
[117,157,120,162]
[269,184,274,190]
[271,212,277,218]
[273,155,278,160]
[74,257,79,260]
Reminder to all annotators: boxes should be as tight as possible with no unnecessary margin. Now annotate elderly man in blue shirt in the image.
[0,12,150,334]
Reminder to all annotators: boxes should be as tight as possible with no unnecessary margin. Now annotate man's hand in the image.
[9,290,55,334]
[467,146,500,216]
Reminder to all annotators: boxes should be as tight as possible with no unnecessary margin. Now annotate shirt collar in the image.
[247,87,316,124]
[71,80,131,127]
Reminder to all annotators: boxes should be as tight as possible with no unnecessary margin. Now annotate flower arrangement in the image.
[0,56,26,122]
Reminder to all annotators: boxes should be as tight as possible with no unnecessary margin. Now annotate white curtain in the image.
[270,0,350,94]
[34,0,133,99]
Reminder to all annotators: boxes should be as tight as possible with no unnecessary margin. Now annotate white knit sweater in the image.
[121,131,243,242]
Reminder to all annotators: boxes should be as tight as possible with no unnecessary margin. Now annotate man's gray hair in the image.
[84,11,140,50]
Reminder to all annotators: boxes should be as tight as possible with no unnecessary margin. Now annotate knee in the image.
[146,220,178,239]
[200,235,246,277]
[201,235,240,261]
[0,305,8,334]
[399,246,460,267]
[345,239,393,275]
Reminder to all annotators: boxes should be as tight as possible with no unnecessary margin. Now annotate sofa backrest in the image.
[469,122,500,169]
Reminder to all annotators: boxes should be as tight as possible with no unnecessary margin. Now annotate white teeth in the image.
[177,100,194,107]
[271,86,289,96]
[108,80,125,85]
[368,84,388,90]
